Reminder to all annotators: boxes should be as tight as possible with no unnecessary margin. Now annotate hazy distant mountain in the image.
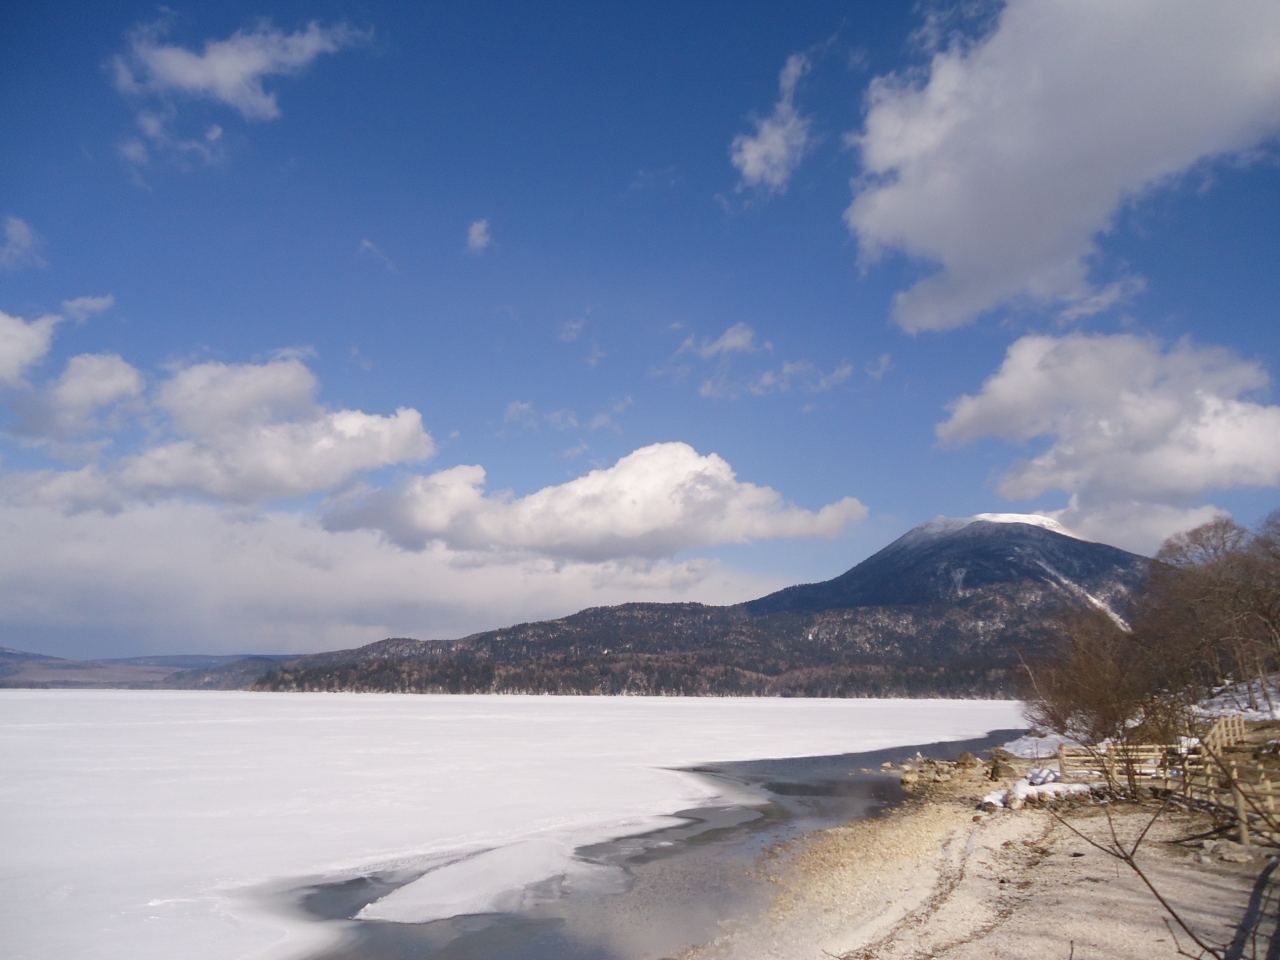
[254,515,1150,698]
[0,649,293,689]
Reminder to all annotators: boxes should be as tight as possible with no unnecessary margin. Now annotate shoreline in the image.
[684,754,1275,960]
[292,731,1020,960]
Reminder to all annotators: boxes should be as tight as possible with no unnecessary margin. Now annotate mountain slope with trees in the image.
[254,515,1150,697]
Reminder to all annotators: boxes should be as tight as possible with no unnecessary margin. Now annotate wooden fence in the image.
[1056,717,1278,845]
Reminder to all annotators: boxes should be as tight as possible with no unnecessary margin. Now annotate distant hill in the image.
[252,515,1150,698]
[0,649,293,689]
[5,515,1150,697]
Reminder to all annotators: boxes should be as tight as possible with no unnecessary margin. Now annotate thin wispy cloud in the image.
[680,322,759,360]
[61,296,115,322]
[357,238,395,271]
[730,53,813,194]
[467,219,493,253]
[559,318,586,341]
[112,20,365,167]
[0,217,46,271]
[866,354,892,381]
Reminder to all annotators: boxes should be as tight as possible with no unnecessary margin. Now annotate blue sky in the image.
[3,0,1280,657]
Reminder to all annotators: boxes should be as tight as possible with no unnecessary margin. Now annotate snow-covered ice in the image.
[0,690,1024,960]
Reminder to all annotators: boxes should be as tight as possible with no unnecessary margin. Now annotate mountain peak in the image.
[744,513,1143,616]
[912,513,1082,541]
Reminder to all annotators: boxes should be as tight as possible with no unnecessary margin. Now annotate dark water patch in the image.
[299,727,1024,960]
[302,872,428,923]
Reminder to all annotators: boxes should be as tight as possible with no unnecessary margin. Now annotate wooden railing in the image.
[1055,717,1278,845]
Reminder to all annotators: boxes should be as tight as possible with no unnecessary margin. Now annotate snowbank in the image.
[0,691,1024,960]
[981,768,1098,808]
[1196,676,1280,722]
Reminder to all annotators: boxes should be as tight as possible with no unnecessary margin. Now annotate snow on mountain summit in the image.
[915,513,1083,541]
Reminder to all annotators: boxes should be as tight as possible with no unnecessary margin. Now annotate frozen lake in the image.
[0,691,1025,960]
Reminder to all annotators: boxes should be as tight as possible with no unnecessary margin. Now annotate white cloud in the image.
[748,360,853,396]
[679,327,847,400]
[325,441,867,561]
[60,295,115,322]
[110,359,433,503]
[0,326,869,654]
[847,1,1280,331]
[681,322,758,360]
[543,409,578,430]
[504,400,535,425]
[731,54,814,193]
[938,333,1280,552]
[1,216,45,271]
[0,500,784,656]
[1056,278,1146,323]
[559,318,586,341]
[1043,498,1228,557]
[0,310,60,386]
[114,21,363,121]
[866,353,893,381]
[7,357,434,509]
[467,219,493,252]
[11,353,145,441]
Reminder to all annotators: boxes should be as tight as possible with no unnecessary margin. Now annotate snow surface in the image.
[0,691,1024,960]
[915,512,1083,541]
[1197,676,1280,721]
[982,769,1096,808]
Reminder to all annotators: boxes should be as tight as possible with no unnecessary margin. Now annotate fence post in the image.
[1230,760,1250,846]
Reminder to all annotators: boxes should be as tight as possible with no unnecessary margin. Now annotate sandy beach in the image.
[684,755,1276,960]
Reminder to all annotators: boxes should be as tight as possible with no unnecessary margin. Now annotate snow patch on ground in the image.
[982,769,1097,808]
[1197,676,1280,721]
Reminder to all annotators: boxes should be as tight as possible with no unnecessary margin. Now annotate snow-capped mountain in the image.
[746,514,1147,617]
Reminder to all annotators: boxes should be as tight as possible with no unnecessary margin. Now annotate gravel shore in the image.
[682,755,1276,960]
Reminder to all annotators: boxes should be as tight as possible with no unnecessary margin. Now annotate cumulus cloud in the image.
[8,353,145,444]
[1044,499,1228,557]
[0,216,45,271]
[0,325,870,654]
[731,54,813,193]
[938,333,1280,552]
[0,310,60,386]
[111,359,434,503]
[6,357,434,509]
[847,1,1280,331]
[325,441,867,561]
[113,21,363,121]
[467,219,492,252]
